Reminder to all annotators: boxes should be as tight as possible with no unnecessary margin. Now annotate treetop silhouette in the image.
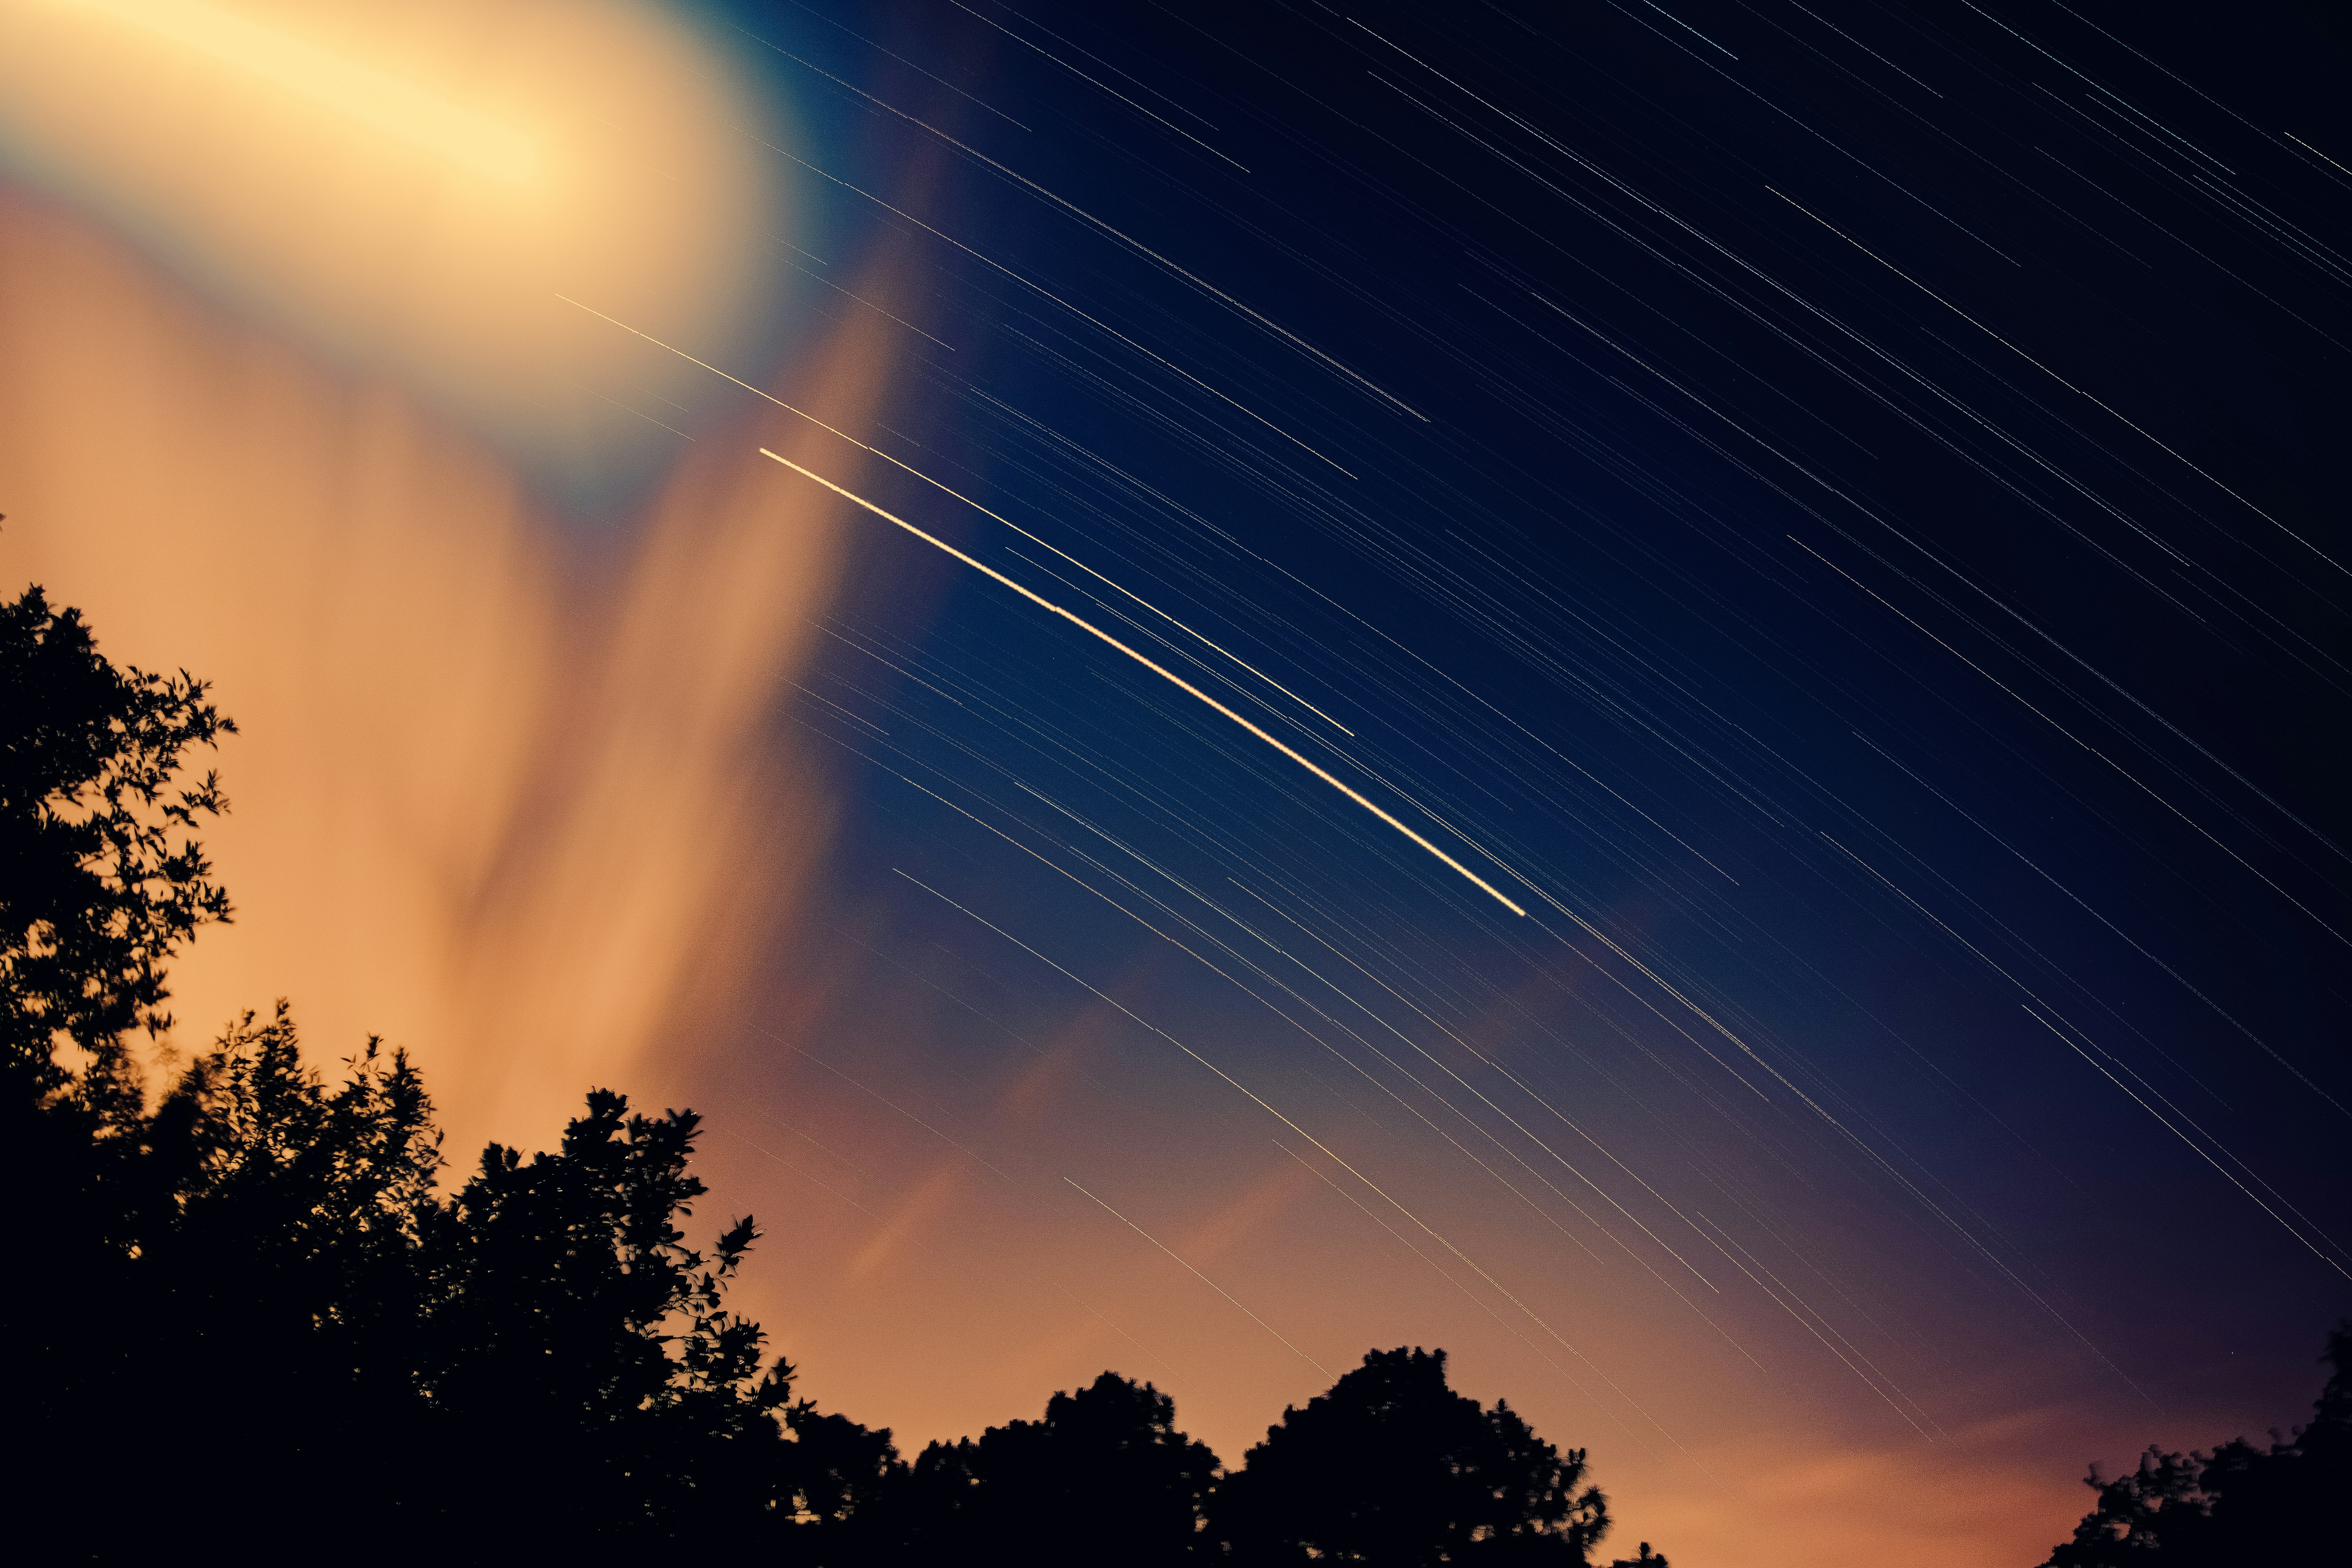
[25,555,2338,1566]
[2040,1322,2352,1566]
[1212,1345,1630,1567]
[907,1369,1220,1564]
[2,581,232,1116]
[1,578,1686,1564]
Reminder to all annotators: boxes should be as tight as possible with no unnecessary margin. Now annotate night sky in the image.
[4,2,2349,1563]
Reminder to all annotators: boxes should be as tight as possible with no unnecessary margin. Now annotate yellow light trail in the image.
[560,292,1354,738]
[759,449,1528,916]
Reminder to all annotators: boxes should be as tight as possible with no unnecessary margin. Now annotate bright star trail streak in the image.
[758,449,1531,916]
[16,3,2351,1565]
[638,11,2352,1566]
[557,291,1356,736]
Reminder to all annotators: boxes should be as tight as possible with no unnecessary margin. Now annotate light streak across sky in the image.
[757,448,1531,917]
[7,3,2350,1565]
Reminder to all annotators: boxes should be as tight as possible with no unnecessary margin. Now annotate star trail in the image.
[2,2,2346,1563]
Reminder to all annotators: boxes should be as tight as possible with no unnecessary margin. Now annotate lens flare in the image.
[0,0,789,472]
[45,0,541,183]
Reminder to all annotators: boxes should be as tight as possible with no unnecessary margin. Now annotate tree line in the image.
[2035,1328,2348,1565]
[5,576,2343,1564]
[2,579,1668,1563]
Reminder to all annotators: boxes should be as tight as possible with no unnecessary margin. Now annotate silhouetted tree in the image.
[414,1089,802,1550]
[1211,1346,1629,1566]
[1,581,236,1335]
[1,582,232,1112]
[0,583,906,1563]
[9,988,860,1559]
[80,1005,450,1553]
[3,579,254,1554]
[780,1403,915,1564]
[2040,1322,2352,1566]
[907,1371,1220,1564]
[3,585,1670,1568]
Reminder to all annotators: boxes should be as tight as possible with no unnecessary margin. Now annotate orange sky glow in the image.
[0,5,2278,1564]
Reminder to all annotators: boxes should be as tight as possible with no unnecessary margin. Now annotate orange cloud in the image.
[0,188,900,1156]
[848,1160,969,1283]
[1175,1158,1318,1266]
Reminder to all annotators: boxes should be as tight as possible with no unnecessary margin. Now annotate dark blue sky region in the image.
[206,1,2345,1560]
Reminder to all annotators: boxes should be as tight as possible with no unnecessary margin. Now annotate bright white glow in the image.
[0,0,790,458]
[49,0,539,181]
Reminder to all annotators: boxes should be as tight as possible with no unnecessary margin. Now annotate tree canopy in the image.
[17,1000,827,1559]
[2,583,825,1559]
[1,581,232,1112]
[2040,1325,2352,1567]
[20,555,2345,1567]
[906,1371,1221,1564]
[25,563,2344,1568]
[1,577,1681,1563]
[1212,1345,1615,1567]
